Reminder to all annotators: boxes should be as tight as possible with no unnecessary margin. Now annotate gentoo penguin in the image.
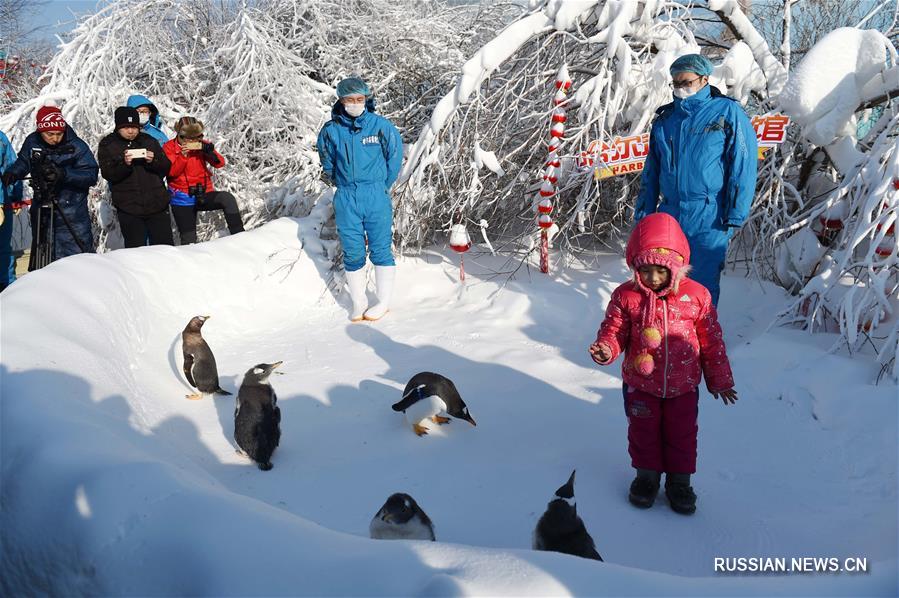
[234,361,282,471]
[369,493,436,541]
[181,315,231,400]
[391,372,476,436]
[533,470,603,561]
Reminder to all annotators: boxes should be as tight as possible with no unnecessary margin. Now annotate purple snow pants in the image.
[625,385,699,474]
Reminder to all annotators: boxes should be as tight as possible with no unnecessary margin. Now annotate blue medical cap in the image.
[669,54,713,77]
[336,77,371,98]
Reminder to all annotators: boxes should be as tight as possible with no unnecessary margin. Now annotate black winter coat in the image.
[97,131,171,216]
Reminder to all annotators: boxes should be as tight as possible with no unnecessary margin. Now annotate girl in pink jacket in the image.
[589,212,737,515]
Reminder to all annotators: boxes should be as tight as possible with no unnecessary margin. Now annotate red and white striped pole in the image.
[537,64,571,274]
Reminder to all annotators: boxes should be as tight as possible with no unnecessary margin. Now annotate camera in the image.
[188,183,206,204]
[183,141,203,151]
[125,148,147,160]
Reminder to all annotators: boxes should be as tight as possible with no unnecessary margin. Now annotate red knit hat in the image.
[36,106,66,132]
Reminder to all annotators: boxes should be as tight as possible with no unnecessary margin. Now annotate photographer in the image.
[162,116,244,245]
[97,107,174,247]
[1,106,98,268]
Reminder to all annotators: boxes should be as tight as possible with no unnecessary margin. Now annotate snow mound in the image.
[778,27,893,146]
[1,218,896,595]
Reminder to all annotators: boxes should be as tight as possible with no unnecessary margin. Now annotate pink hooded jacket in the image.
[593,213,734,397]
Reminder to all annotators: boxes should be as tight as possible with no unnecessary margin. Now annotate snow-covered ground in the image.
[1,218,896,596]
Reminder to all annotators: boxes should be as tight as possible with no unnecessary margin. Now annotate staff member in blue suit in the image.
[317,77,403,322]
[126,94,169,146]
[635,54,758,306]
[0,130,24,290]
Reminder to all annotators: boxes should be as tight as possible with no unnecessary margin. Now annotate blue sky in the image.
[28,1,104,41]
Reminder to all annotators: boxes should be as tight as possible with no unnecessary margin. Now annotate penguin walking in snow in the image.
[533,470,603,561]
[234,361,282,471]
[370,493,436,541]
[181,316,231,400]
[392,372,476,437]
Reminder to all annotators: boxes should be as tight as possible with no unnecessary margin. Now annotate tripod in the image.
[26,173,88,271]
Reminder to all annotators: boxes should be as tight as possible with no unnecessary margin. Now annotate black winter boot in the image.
[628,468,661,508]
[665,473,697,515]
[224,212,245,234]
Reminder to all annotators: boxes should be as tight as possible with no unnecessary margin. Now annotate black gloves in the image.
[1,172,15,187]
[202,142,215,155]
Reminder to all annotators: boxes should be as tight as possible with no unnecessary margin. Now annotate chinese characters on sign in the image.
[579,114,791,180]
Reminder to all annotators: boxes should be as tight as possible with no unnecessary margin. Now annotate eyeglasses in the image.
[671,76,703,89]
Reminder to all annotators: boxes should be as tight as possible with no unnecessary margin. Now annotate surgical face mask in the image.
[138,113,150,125]
[673,86,698,99]
[344,102,365,118]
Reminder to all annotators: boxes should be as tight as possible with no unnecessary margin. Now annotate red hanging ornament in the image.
[449,223,471,281]
[538,180,555,198]
[538,198,553,214]
[537,213,553,229]
[893,178,899,190]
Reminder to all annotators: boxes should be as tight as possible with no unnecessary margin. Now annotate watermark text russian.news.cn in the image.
[714,557,869,574]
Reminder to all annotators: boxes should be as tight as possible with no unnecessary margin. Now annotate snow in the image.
[778,27,895,147]
[709,0,788,96]
[711,41,766,104]
[2,218,896,596]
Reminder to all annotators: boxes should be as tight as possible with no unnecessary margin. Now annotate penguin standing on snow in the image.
[181,315,231,400]
[369,493,436,541]
[391,372,476,437]
[533,470,603,561]
[234,361,282,471]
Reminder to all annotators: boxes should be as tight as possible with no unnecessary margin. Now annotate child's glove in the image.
[589,342,612,365]
[712,388,738,405]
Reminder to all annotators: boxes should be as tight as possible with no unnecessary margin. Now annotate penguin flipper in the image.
[183,353,196,387]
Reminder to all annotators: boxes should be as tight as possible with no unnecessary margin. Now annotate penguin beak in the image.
[271,361,284,374]
[464,414,477,426]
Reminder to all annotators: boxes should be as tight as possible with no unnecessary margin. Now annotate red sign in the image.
[579,113,791,179]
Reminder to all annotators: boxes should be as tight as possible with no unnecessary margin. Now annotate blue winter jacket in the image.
[316,99,403,190]
[635,85,757,231]
[127,94,169,146]
[1,131,23,207]
[6,126,99,257]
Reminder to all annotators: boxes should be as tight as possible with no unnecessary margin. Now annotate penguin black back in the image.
[392,372,476,425]
[181,315,230,397]
[234,362,282,471]
[533,470,603,561]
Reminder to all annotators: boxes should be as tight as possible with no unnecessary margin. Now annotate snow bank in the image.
[778,27,894,146]
[1,219,896,595]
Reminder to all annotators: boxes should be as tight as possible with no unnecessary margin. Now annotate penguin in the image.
[369,493,436,541]
[234,361,282,471]
[391,372,476,437]
[533,470,603,561]
[181,315,231,400]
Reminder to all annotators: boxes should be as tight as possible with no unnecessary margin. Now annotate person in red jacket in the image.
[589,212,737,515]
[163,116,244,244]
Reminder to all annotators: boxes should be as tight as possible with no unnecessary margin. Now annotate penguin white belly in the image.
[369,517,434,541]
[403,394,446,426]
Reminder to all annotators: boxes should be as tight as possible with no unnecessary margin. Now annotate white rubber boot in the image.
[363,265,395,321]
[345,268,368,322]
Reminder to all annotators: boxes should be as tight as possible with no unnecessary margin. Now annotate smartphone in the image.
[125,148,147,160]
[183,141,203,151]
